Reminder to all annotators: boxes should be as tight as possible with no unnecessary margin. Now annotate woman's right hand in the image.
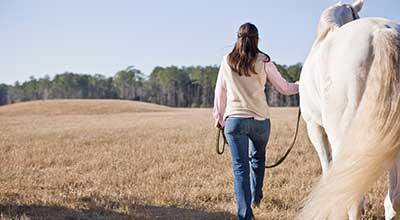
[215,121,224,129]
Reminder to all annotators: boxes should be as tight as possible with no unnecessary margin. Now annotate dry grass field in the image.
[0,99,389,220]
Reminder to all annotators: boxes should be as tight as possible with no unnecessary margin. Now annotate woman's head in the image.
[228,23,269,77]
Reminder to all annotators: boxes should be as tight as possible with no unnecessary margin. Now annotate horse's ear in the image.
[352,0,364,12]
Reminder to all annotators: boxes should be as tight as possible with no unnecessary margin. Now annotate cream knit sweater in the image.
[221,53,270,120]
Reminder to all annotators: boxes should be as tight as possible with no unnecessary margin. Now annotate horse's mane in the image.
[315,5,342,43]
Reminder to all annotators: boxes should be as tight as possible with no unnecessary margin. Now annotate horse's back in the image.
[321,17,399,121]
[300,17,399,151]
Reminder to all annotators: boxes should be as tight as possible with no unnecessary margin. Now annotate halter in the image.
[349,6,358,20]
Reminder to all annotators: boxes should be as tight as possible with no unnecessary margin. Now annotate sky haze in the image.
[0,0,399,84]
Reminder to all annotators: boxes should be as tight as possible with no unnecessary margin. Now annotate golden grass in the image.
[0,100,388,220]
[0,99,170,116]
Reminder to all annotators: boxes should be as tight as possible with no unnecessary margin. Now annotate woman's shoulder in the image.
[257,52,271,63]
[220,54,230,67]
[219,54,231,72]
[220,54,231,64]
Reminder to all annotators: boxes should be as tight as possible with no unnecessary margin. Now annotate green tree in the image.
[113,66,144,100]
[149,66,191,106]
[286,63,302,82]
[0,84,9,105]
[186,66,218,107]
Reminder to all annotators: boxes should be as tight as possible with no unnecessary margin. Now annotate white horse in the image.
[298,0,400,219]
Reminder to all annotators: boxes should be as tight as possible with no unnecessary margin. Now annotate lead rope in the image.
[215,108,301,168]
[265,108,301,168]
[216,127,227,155]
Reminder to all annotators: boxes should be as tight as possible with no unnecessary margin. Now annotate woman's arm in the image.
[213,61,227,128]
[264,61,299,95]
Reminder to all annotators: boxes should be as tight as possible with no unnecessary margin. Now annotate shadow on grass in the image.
[130,204,235,220]
[0,203,235,220]
[0,204,129,220]
[363,215,385,220]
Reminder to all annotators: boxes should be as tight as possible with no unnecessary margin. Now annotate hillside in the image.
[0,99,171,116]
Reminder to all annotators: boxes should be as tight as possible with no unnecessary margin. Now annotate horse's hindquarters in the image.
[299,18,400,220]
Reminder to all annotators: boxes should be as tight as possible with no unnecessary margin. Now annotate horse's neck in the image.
[314,8,347,45]
[315,25,338,45]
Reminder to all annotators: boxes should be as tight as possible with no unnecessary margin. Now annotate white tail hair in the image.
[297,28,400,219]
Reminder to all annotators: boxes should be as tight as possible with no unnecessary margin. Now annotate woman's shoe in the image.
[251,202,260,209]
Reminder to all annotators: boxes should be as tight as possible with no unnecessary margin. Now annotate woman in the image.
[213,23,299,220]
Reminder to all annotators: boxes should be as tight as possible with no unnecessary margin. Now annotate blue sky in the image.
[0,0,399,85]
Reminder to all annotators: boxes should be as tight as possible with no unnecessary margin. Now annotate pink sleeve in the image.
[213,61,227,128]
[265,62,299,95]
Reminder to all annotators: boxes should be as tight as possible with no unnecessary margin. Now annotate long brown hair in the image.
[228,23,270,77]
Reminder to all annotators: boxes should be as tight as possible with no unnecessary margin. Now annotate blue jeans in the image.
[224,117,271,220]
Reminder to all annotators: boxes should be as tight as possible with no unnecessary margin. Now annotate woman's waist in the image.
[227,113,266,121]
[224,108,270,121]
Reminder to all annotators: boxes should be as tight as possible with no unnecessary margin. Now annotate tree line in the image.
[0,63,301,107]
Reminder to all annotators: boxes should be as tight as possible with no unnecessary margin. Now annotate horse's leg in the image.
[325,97,366,220]
[384,153,400,220]
[348,198,365,220]
[306,122,331,175]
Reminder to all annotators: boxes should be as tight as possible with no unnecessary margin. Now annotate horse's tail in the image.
[297,27,400,219]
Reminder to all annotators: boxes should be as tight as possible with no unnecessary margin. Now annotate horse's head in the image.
[333,0,363,23]
[316,0,364,42]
